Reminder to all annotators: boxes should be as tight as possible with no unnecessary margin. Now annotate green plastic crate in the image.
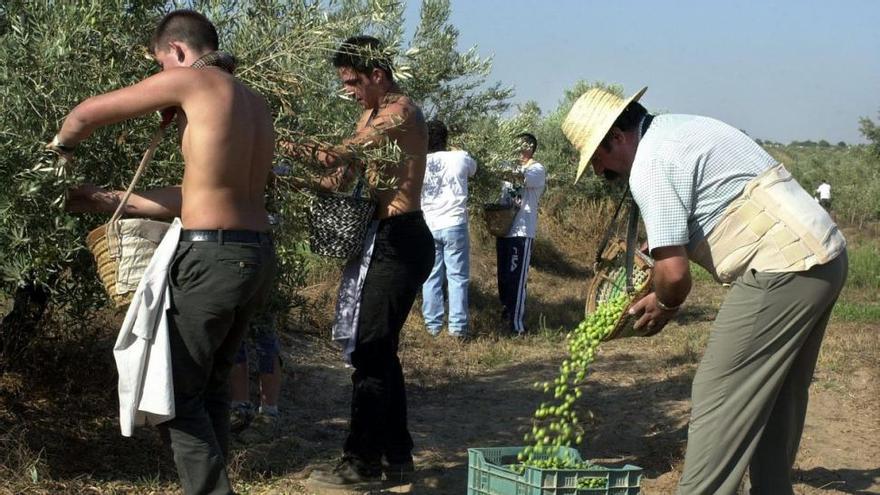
[467,447,642,495]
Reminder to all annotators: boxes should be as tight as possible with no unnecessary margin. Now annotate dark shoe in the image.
[308,457,382,489]
[229,402,255,433]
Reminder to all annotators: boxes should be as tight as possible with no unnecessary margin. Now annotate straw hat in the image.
[562,86,647,182]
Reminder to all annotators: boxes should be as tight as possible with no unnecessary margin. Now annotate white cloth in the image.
[113,218,182,437]
[816,182,831,200]
[332,220,380,363]
[421,150,477,231]
[505,160,546,238]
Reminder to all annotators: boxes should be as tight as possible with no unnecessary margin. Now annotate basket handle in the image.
[624,201,640,292]
[107,125,166,258]
[109,125,166,223]
[594,185,631,265]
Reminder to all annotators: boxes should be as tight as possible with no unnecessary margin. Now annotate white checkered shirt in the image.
[629,114,778,251]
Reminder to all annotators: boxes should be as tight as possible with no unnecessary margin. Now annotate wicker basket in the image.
[483,203,518,237]
[85,125,169,308]
[86,219,171,308]
[586,238,655,341]
[308,190,376,258]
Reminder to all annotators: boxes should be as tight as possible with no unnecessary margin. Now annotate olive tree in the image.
[0,0,511,354]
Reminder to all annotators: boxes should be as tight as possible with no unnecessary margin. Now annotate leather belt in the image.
[180,229,272,243]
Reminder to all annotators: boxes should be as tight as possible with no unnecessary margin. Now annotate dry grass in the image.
[1,193,877,494]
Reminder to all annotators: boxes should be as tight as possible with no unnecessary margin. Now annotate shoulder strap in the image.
[594,185,631,264]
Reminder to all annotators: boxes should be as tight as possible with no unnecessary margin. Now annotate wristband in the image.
[656,298,681,312]
[50,135,76,153]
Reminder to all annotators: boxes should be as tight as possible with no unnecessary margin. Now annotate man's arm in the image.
[55,69,193,147]
[629,245,691,334]
[66,184,182,218]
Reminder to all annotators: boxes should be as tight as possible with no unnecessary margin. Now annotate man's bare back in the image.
[59,55,273,232]
[175,67,274,231]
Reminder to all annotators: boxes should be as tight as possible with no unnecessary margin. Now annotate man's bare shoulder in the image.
[374,93,425,133]
[381,94,423,120]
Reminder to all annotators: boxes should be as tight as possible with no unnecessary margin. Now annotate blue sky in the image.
[403,0,880,144]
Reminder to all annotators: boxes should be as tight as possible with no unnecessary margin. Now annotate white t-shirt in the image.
[816,182,831,200]
[421,150,477,231]
[502,161,546,238]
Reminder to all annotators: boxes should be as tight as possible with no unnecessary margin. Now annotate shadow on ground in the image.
[794,467,880,495]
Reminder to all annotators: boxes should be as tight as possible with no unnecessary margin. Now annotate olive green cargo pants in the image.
[677,251,847,495]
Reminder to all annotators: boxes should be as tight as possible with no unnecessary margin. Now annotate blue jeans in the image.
[421,224,470,336]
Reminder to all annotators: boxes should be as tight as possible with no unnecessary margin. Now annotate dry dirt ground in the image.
[1,218,877,495]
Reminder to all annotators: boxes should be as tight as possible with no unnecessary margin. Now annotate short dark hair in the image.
[150,10,218,55]
[516,132,538,154]
[332,35,394,80]
[599,101,647,151]
[427,120,448,153]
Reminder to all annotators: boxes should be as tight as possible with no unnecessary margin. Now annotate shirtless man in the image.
[292,36,434,489]
[56,10,275,495]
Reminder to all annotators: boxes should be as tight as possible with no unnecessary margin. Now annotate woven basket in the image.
[86,219,171,308]
[85,125,169,308]
[308,191,376,258]
[586,238,655,341]
[483,203,518,237]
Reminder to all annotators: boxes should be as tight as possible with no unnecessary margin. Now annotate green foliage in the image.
[523,80,626,198]
[0,0,511,318]
[406,0,512,131]
[845,242,880,292]
[859,111,880,157]
[832,301,880,322]
[767,145,880,226]
[0,1,165,307]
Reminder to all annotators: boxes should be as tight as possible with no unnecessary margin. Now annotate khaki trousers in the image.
[677,251,847,495]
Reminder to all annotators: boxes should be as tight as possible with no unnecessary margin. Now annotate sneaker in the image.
[381,458,415,483]
[230,402,255,433]
[308,457,382,489]
[237,411,280,443]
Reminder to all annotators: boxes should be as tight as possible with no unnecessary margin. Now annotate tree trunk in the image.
[0,282,50,366]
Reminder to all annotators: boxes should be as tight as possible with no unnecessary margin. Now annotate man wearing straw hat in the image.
[283,35,434,490]
[562,86,847,494]
[57,10,276,495]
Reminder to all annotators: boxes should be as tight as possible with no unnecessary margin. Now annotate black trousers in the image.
[343,211,434,469]
[161,238,276,495]
[496,236,533,333]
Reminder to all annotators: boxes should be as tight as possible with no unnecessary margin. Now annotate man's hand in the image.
[629,245,690,336]
[45,135,75,165]
[629,292,679,336]
[65,184,120,214]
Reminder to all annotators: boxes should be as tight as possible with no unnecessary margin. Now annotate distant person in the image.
[420,120,477,339]
[563,85,847,495]
[229,310,283,434]
[60,10,277,494]
[816,180,832,209]
[229,165,291,436]
[496,133,546,335]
